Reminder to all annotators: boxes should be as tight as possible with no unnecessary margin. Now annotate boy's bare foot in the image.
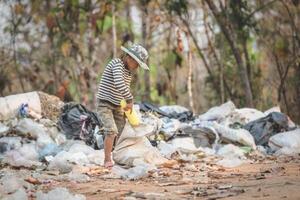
[104,161,114,169]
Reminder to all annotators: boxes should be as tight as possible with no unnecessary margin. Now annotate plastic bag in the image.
[3,150,42,168]
[220,108,265,126]
[198,101,235,121]
[269,129,300,151]
[244,112,289,146]
[0,123,9,136]
[15,118,46,139]
[111,164,153,180]
[0,137,22,152]
[216,144,247,168]
[58,103,102,147]
[157,141,177,159]
[0,92,41,121]
[194,121,256,149]
[113,122,168,167]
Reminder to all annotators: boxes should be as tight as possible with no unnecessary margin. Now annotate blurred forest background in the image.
[0,0,299,123]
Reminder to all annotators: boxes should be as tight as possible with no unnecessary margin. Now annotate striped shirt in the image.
[97,58,133,105]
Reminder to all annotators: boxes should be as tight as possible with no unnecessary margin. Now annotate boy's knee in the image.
[105,133,117,139]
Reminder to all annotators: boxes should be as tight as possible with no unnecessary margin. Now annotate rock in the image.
[36,187,85,200]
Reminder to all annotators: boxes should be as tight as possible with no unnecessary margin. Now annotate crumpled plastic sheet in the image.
[47,142,104,172]
[0,137,22,153]
[216,144,248,168]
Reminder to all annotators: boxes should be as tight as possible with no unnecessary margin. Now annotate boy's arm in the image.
[112,63,133,103]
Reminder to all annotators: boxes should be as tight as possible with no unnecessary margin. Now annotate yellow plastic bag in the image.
[120,100,140,126]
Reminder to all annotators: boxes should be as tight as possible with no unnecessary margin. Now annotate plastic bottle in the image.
[120,100,140,126]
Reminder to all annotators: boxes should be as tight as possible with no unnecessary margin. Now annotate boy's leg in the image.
[113,107,126,142]
[97,101,119,168]
[103,134,115,167]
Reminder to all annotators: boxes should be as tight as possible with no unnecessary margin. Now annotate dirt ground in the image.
[43,155,300,200]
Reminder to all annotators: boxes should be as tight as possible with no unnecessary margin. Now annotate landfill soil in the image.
[29,155,300,200]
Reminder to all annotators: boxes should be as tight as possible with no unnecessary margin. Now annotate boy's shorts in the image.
[97,99,125,136]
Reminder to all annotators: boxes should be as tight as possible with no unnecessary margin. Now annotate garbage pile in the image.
[0,92,299,199]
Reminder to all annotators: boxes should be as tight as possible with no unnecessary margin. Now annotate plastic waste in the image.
[15,118,46,138]
[217,144,246,158]
[47,151,73,173]
[157,141,177,159]
[0,91,42,121]
[216,157,246,168]
[113,122,168,166]
[194,121,256,149]
[120,100,140,126]
[216,144,247,168]
[220,108,265,126]
[244,112,289,146]
[274,147,300,156]
[198,101,236,121]
[93,125,104,149]
[0,137,22,151]
[68,143,96,155]
[39,143,62,160]
[111,164,153,180]
[3,149,42,168]
[182,126,211,148]
[160,118,182,139]
[18,143,39,161]
[18,103,29,118]
[54,133,67,145]
[58,103,102,146]
[36,133,54,149]
[269,129,300,151]
[159,105,189,115]
[0,123,10,136]
[170,137,202,154]
[36,187,86,200]
[139,103,193,122]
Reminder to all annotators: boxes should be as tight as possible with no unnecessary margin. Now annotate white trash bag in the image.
[198,101,236,121]
[269,129,300,152]
[0,92,42,121]
[113,122,168,167]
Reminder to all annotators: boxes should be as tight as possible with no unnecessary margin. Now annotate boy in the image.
[96,44,149,168]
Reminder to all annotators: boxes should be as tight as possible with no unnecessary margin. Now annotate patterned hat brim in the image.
[121,46,149,70]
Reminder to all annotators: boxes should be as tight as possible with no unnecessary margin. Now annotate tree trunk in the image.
[187,35,195,113]
[180,16,220,94]
[141,4,150,101]
[205,0,254,107]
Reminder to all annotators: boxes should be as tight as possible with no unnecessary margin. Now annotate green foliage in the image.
[162,51,177,70]
[165,0,188,17]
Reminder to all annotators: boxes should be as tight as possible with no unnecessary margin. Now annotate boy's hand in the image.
[124,102,133,113]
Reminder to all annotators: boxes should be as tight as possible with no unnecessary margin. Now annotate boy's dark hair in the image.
[120,53,128,60]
